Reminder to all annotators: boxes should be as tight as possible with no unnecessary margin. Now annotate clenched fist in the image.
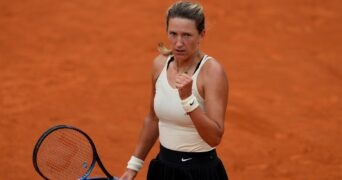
[175,73,193,100]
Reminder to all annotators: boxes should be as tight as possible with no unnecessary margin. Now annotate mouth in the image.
[174,49,186,55]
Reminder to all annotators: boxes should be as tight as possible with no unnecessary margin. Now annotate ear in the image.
[200,30,206,38]
[198,30,205,44]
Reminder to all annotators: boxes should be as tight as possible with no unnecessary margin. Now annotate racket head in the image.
[33,125,97,179]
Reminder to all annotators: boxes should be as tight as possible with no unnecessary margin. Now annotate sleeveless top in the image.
[154,55,214,152]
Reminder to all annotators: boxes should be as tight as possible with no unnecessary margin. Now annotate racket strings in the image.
[36,129,94,179]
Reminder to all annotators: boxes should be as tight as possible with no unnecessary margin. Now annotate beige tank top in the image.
[154,55,214,152]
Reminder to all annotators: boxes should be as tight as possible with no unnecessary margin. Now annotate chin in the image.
[173,53,188,60]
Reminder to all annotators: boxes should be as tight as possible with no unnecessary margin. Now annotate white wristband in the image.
[181,94,199,113]
[127,156,144,172]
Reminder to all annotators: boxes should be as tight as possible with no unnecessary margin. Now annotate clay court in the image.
[1,0,341,179]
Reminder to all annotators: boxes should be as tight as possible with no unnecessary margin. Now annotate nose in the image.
[175,36,184,48]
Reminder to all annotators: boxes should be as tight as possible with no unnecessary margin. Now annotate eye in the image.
[168,32,177,36]
[182,33,192,40]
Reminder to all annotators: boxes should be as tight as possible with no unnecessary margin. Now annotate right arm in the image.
[119,55,167,180]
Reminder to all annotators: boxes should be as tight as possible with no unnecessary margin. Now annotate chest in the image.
[166,67,205,98]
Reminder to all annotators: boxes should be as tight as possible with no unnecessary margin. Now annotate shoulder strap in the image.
[166,56,174,70]
[192,55,210,77]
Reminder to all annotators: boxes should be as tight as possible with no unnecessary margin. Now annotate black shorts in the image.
[147,145,229,180]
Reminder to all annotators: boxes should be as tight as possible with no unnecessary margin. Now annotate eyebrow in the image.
[168,30,193,35]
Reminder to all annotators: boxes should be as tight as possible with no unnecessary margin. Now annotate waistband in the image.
[158,145,218,166]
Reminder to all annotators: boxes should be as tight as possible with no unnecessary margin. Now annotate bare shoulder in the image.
[202,57,228,82]
[152,54,168,81]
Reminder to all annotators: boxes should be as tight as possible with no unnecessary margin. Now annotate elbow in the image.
[200,122,225,147]
[206,133,223,147]
[207,138,221,147]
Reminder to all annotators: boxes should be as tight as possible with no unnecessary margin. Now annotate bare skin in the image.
[119,17,229,180]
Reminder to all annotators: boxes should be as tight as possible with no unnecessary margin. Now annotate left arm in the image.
[176,59,229,147]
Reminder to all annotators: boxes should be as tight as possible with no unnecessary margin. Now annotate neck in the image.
[176,52,202,74]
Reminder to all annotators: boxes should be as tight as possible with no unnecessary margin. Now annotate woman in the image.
[119,1,229,180]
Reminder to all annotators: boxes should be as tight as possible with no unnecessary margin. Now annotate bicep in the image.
[203,62,229,128]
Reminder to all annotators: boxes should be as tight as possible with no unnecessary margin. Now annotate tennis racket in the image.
[33,124,118,180]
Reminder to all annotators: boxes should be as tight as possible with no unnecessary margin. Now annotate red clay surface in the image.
[1,0,341,179]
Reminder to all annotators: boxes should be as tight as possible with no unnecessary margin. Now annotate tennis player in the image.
[119,1,229,180]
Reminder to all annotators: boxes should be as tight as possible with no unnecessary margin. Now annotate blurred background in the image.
[0,0,341,179]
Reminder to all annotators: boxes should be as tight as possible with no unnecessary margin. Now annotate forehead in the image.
[168,17,197,33]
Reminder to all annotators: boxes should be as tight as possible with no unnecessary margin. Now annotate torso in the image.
[153,55,214,152]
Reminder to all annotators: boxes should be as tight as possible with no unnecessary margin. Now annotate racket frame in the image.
[33,125,114,180]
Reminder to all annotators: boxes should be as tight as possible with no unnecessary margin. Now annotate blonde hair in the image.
[166,1,205,33]
[158,1,205,55]
[157,42,172,56]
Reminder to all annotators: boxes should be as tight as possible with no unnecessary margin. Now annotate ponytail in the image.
[157,42,172,56]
